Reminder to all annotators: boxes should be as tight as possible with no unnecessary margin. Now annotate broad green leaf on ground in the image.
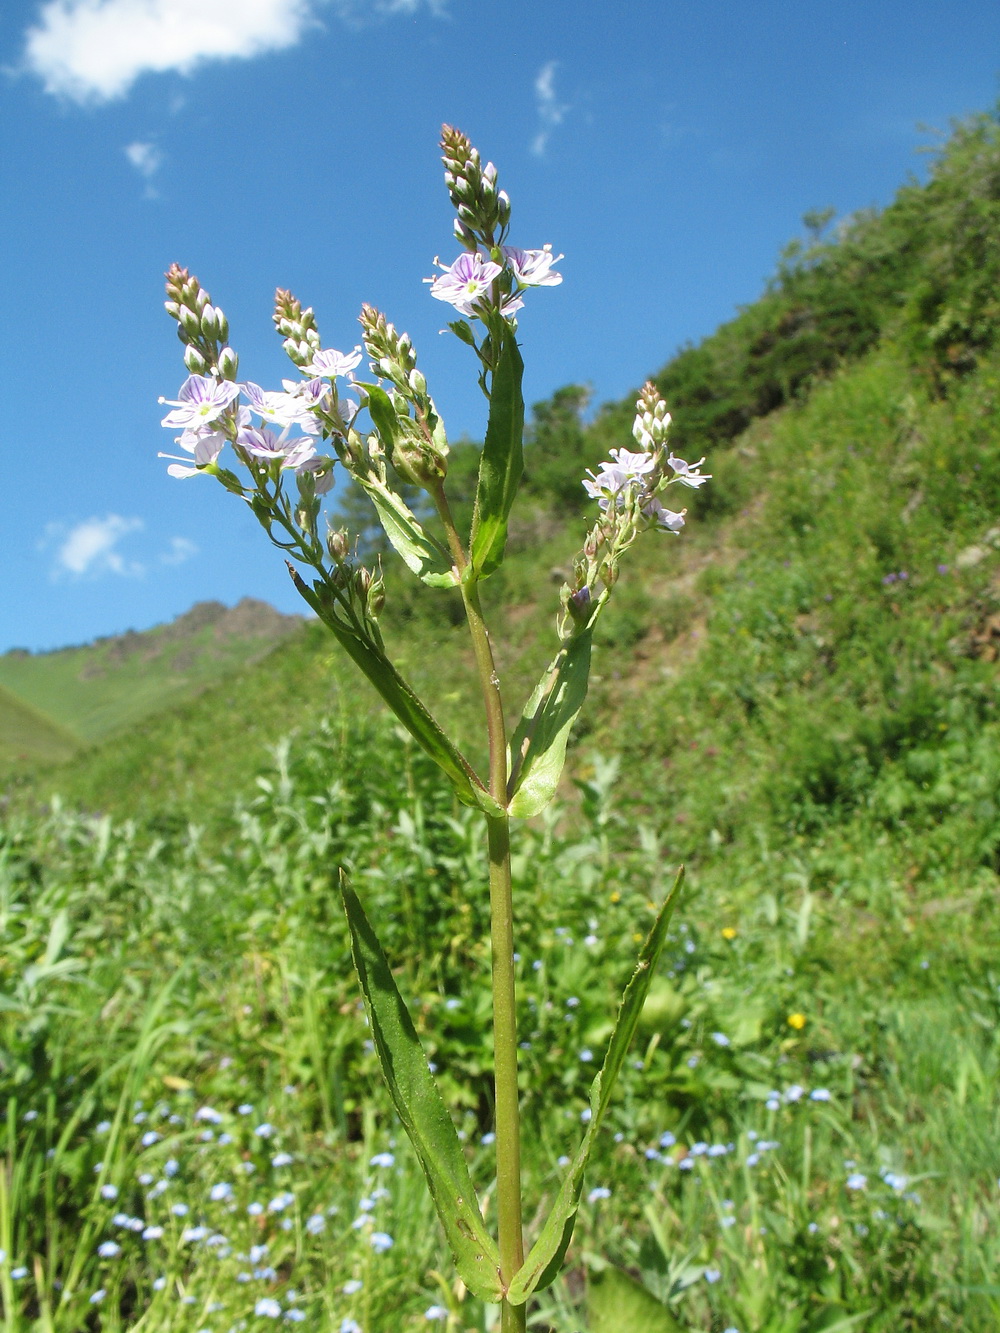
[470,328,525,578]
[507,630,593,818]
[587,1266,685,1333]
[339,879,504,1303]
[506,869,684,1305]
[288,567,500,816]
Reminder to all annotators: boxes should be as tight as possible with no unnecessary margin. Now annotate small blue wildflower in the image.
[209,1182,233,1201]
[704,1267,721,1283]
[425,1307,448,1322]
[846,1173,867,1191]
[164,1159,179,1177]
[95,1120,111,1134]
[100,1184,118,1200]
[371,1151,395,1168]
[271,1152,294,1168]
[171,1203,189,1217]
[588,1187,611,1203]
[141,1131,161,1147]
[370,1231,394,1253]
[142,1226,164,1240]
[306,1213,326,1235]
[809,1089,831,1102]
[89,1289,106,1304]
[286,1312,306,1324]
[579,1048,594,1062]
[557,1155,570,1167]
[480,1133,496,1147]
[711,1032,730,1047]
[255,1297,282,1317]
[784,1085,804,1103]
[343,1280,363,1294]
[97,1241,120,1258]
[11,1268,28,1280]
[238,1103,253,1115]
[255,1123,275,1138]
[153,1276,167,1290]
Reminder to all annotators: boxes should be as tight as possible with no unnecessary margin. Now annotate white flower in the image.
[301,347,363,380]
[502,243,563,288]
[667,453,711,488]
[159,374,240,430]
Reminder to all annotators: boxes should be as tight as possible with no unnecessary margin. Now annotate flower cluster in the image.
[559,382,710,637]
[428,125,562,328]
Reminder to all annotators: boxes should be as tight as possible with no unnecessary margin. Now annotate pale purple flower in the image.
[642,497,686,533]
[502,244,563,288]
[427,252,503,317]
[237,425,316,471]
[243,382,323,434]
[159,375,240,430]
[667,454,711,488]
[294,454,336,494]
[301,347,363,380]
[160,423,228,477]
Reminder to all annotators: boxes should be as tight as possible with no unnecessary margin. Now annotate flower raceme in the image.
[581,384,709,535]
[427,244,563,321]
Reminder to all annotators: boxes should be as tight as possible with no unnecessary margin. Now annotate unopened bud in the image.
[184,345,209,374]
[568,585,593,623]
[179,306,202,337]
[366,571,385,619]
[408,368,427,396]
[195,288,209,313]
[218,345,239,379]
[326,527,350,563]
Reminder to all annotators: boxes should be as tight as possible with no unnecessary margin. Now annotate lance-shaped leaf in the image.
[469,327,524,578]
[340,878,504,1303]
[288,566,501,817]
[507,630,592,818]
[506,869,685,1305]
[355,477,458,588]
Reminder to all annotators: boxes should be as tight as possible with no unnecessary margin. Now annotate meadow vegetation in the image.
[3,110,1000,1331]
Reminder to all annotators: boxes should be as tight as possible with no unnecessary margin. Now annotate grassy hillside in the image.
[0,597,303,749]
[0,682,79,765]
[3,110,1000,1332]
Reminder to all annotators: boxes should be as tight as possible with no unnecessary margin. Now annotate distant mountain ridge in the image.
[0,598,304,760]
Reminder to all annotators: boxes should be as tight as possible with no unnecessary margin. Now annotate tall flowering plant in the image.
[159,127,708,1331]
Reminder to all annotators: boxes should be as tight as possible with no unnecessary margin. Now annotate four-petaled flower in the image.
[502,244,563,288]
[159,374,240,430]
[427,252,503,317]
[301,347,363,379]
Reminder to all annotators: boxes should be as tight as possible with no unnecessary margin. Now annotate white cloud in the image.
[531,60,569,157]
[22,0,450,105]
[160,536,198,566]
[49,515,145,578]
[124,140,161,176]
[23,0,314,103]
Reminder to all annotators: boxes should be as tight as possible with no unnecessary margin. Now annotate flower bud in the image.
[366,570,386,619]
[184,345,209,374]
[218,345,239,379]
[180,306,202,337]
[408,368,427,396]
[326,527,350,563]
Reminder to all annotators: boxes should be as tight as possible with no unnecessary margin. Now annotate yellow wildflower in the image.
[787,1012,807,1031]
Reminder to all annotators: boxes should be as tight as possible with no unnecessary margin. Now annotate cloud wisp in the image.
[124,139,163,196]
[46,515,146,580]
[22,0,450,105]
[160,536,198,566]
[531,60,569,157]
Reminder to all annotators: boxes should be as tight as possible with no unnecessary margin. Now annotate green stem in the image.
[431,483,525,1325]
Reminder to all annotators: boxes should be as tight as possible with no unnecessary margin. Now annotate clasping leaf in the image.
[340,878,504,1303]
[507,630,593,818]
[506,869,685,1304]
[470,326,524,578]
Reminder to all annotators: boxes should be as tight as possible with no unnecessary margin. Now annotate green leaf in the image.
[363,383,400,450]
[339,879,504,1303]
[287,566,500,816]
[356,478,458,588]
[507,630,592,818]
[506,869,685,1305]
[587,1267,686,1333]
[470,327,524,577]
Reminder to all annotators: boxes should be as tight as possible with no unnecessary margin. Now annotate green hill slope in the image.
[0,597,303,745]
[0,682,79,765]
[8,109,1000,858]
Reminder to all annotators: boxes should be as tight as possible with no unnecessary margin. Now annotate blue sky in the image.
[3,0,999,652]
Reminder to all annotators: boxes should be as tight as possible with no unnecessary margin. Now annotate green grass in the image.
[4,105,1000,1333]
[0,684,78,766]
[0,600,302,746]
